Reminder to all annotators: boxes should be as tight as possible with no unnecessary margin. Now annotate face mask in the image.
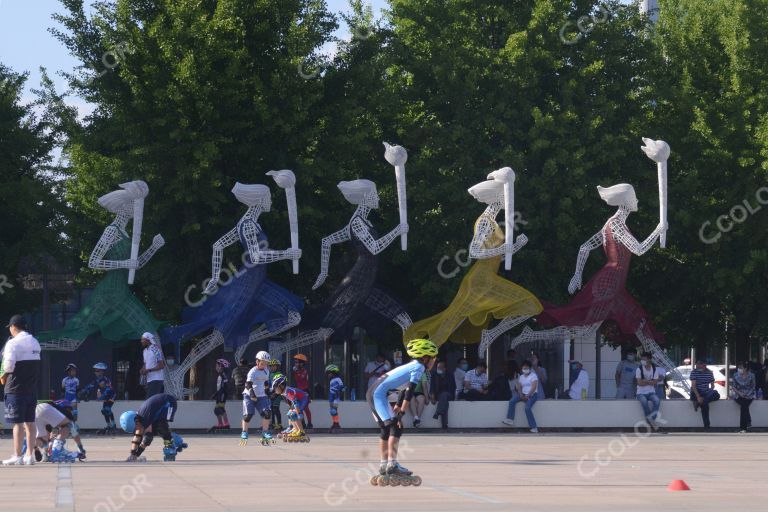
[739,368,747,375]
[571,364,578,370]
[436,369,445,375]
[167,359,175,366]
[394,358,402,365]
[460,363,469,371]
[626,354,636,361]
[522,368,531,375]
[641,359,649,366]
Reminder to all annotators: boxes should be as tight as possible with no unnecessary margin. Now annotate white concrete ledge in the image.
[71,399,768,430]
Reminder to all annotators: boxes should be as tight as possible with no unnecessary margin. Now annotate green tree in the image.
[652,0,768,359]
[0,65,73,324]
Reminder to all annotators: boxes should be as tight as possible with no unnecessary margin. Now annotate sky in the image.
[0,0,388,116]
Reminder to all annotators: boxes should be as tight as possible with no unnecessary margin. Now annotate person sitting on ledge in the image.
[458,360,490,401]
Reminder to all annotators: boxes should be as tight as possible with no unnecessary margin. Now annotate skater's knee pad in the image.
[243,413,254,422]
[390,422,403,439]
[259,408,271,420]
[329,406,338,416]
[154,420,171,441]
[141,432,154,448]
[287,410,298,421]
[379,425,391,441]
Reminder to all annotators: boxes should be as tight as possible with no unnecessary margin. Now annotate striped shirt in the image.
[689,368,714,395]
[464,369,488,391]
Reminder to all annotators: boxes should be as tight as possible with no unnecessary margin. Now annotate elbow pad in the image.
[403,382,417,402]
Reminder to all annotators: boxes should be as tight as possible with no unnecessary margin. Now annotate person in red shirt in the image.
[291,354,313,429]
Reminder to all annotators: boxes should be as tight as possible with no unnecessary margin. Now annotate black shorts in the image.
[4,393,36,424]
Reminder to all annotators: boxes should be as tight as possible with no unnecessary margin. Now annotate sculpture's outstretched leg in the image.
[364,287,413,333]
[234,310,301,362]
[477,315,530,357]
[635,321,690,395]
[269,328,334,361]
[166,331,224,399]
[511,323,600,348]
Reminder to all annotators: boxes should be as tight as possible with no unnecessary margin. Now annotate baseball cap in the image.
[141,332,156,344]
[5,314,27,329]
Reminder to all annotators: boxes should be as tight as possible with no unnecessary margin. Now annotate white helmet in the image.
[255,351,271,362]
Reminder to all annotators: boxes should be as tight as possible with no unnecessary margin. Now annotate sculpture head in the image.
[338,179,379,209]
[597,183,638,212]
[487,167,515,184]
[468,179,504,206]
[97,180,149,217]
[232,182,271,212]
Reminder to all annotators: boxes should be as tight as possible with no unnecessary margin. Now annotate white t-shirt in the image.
[454,368,466,398]
[569,370,589,399]
[244,366,270,398]
[364,360,390,390]
[635,365,665,395]
[518,372,539,396]
[142,343,165,383]
[35,403,66,439]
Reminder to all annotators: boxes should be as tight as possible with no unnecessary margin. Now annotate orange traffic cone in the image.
[668,480,690,491]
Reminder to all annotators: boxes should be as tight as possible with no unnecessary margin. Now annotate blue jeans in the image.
[637,392,660,421]
[506,394,538,428]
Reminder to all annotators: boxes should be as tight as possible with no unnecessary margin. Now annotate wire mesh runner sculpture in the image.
[510,139,686,390]
[38,181,164,351]
[405,168,542,351]
[162,179,302,398]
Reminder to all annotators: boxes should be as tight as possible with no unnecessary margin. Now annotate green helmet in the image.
[406,338,438,358]
[325,364,340,374]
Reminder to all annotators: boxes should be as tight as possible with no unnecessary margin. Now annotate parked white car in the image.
[667,365,734,399]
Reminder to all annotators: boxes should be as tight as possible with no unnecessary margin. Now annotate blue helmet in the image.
[53,399,72,409]
[271,375,287,393]
[93,362,108,371]
[120,411,138,433]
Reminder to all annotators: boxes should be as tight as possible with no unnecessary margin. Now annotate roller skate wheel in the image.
[370,475,378,486]
[412,476,422,486]
[377,475,389,487]
[389,477,401,487]
[400,478,411,487]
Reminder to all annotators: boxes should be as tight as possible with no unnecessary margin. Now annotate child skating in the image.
[79,362,116,434]
[96,377,117,435]
[270,375,310,443]
[291,354,313,429]
[209,358,231,433]
[326,364,344,433]
[268,358,285,431]
[61,363,80,422]
[32,400,86,463]
[119,393,187,462]
[240,351,274,446]
[366,338,437,486]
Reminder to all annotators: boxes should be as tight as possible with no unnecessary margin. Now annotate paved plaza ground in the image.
[0,431,764,511]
